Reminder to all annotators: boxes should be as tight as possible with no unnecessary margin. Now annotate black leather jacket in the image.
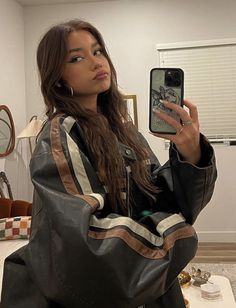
[1,116,217,308]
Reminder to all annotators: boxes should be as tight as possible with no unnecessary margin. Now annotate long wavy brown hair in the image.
[37,19,157,213]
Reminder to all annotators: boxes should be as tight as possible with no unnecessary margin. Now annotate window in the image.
[156,38,236,143]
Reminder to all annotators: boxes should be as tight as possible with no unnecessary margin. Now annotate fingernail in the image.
[160,100,168,105]
[152,108,161,113]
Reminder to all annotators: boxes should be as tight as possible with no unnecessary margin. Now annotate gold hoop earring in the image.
[70,86,74,96]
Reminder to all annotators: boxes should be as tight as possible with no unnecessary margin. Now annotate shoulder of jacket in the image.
[48,114,76,133]
[33,115,77,156]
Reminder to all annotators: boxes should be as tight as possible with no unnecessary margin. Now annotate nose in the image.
[90,55,102,70]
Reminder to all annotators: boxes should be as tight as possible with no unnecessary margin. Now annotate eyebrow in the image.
[69,42,100,53]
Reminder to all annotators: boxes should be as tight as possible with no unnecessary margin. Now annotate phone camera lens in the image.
[173,79,181,86]
[173,72,180,79]
[166,75,172,83]
[165,70,182,87]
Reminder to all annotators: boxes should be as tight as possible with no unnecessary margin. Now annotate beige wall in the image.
[0,0,29,200]
[5,0,236,240]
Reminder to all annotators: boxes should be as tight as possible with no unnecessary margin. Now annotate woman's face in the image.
[62,30,111,103]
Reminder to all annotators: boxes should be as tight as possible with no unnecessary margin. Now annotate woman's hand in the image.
[151,99,201,165]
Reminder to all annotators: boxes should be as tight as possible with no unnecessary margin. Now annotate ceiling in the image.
[16,0,115,6]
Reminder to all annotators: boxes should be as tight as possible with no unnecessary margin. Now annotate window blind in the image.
[156,39,236,141]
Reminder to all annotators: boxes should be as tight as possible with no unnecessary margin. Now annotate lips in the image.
[93,71,109,80]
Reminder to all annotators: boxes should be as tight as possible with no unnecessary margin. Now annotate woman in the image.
[1,19,217,308]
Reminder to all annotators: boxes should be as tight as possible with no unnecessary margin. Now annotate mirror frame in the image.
[0,105,15,157]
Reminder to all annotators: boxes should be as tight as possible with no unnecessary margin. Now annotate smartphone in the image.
[149,68,184,134]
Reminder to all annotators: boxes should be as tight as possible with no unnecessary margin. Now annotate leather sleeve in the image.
[2,116,198,308]
[169,135,217,224]
[149,134,217,224]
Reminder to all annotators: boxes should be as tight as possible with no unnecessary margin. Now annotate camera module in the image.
[165,70,181,87]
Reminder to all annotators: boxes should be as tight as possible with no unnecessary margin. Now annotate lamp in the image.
[16,116,44,155]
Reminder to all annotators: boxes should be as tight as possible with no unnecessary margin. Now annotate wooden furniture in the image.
[0,171,13,200]
[0,105,15,158]
[0,198,32,218]
[0,171,32,218]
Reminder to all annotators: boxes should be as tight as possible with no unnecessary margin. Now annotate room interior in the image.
[0,0,236,306]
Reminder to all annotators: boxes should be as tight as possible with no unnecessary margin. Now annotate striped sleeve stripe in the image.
[65,128,93,194]
[62,116,92,196]
[88,193,104,210]
[90,216,164,247]
[156,214,185,236]
[50,116,99,211]
[61,115,76,134]
[62,117,104,210]
[89,225,195,260]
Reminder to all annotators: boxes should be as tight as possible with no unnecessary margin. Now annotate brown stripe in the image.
[88,225,195,260]
[75,194,98,209]
[50,117,98,210]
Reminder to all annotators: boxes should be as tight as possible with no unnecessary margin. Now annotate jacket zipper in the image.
[125,165,132,217]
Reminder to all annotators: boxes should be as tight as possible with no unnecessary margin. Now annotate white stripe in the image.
[156,213,185,236]
[63,122,94,195]
[89,193,104,210]
[90,216,164,247]
[62,117,104,210]
[62,116,76,133]
[66,132,93,194]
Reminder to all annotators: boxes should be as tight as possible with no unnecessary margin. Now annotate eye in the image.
[68,56,83,63]
[94,49,103,56]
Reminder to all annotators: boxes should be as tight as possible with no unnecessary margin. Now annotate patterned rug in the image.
[185,262,236,300]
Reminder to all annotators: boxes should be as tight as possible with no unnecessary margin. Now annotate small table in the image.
[182,275,236,308]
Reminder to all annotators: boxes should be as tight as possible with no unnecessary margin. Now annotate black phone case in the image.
[149,68,184,134]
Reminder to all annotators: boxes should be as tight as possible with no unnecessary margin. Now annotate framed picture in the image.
[123,95,138,128]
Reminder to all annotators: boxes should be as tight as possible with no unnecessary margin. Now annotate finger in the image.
[161,100,191,122]
[183,99,199,123]
[153,109,182,132]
